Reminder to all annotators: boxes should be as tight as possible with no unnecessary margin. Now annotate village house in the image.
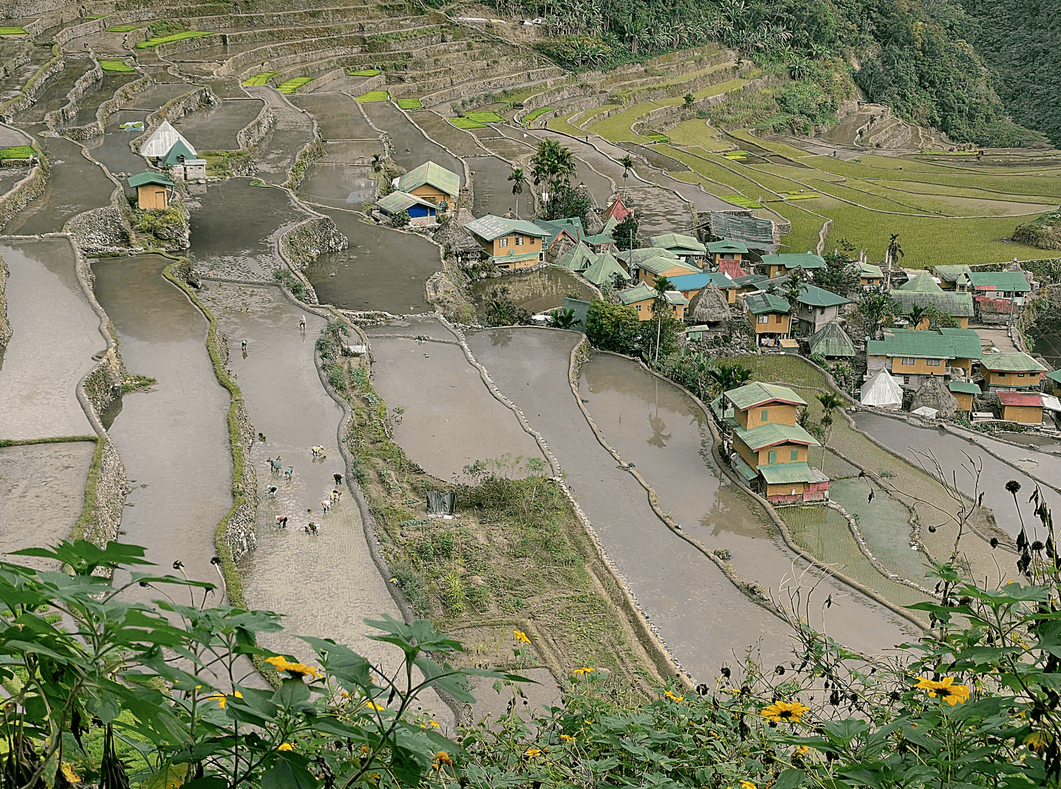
[535,217,617,258]
[977,352,1047,392]
[464,215,548,270]
[858,261,884,288]
[602,193,630,224]
[792,284,851,336]
[556,241,596,273]
[745,292,790,343]
[581,251,630,288]
[866,328,982,389]
[376,191,438,226]
[717,256,747,281]
[733,273,770,293]
[760,252,826,279]
[629,254,700,287]
[667,271,737,304]
[890,272,974,328]
[933,264,970,291]
[127,172,173,210]
[617,282,688,321]
[139,120,196,162]
[395,161,460,206]
[948,380,980,414]
[997,391,1044,425]
[162,140,206,180]
[650,233,707,265]
[723,382,828,504]
[807,320,855,360]
[1046,369,1061,396]
[957,270,1031,304]
[706,240,749,269]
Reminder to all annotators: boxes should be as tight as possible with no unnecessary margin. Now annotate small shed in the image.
[998,391,1044,425]
[948,380,980,413]
[911,406,939,419]
[860,368,903,410]
[376,190,438,225]
[127,172,173,210]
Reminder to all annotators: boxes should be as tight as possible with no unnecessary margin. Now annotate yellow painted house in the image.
[866,328,982,389]
[395,161,460,205]
[998,391,1043,425]
[464,215,549,271]
[617,282,688,321]
[744,292,791,340]
[127,171,173,211]
[978,352,1047,392]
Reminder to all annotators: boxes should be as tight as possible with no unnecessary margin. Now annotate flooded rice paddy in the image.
[291,93,378,140]
[360,100,463,178]
[243,87,316,185]
[174,98,265,151]
[298,162,375,208]
[469,266,596,318]
[0,238,103,439]
[85,111,151,178]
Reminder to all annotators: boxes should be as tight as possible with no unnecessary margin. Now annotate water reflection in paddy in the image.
[469,267,597,319]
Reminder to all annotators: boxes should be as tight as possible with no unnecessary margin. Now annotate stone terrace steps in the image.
[418,63,566,109]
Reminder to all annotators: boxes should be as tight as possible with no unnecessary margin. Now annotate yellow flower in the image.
[665,690,684,702]
[916,676,970,706]
[364,701,386,711]
[206,690,243,709]
[560,734,575,743]
[60,764,82,784]
[740,781,756,789]
[432,751,454,771]
[264,655,319,679]
[524,747,542,758]
[1025,731,1051,754]
[794,745,810,756]
[428,719,441,728]
[573,666,595,676]
[513,629,531,644]
[760,700,808,723]
[277,743,294,752]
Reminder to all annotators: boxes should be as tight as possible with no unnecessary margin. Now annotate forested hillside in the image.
[488,0,1050,148]
[957,0,1061,148]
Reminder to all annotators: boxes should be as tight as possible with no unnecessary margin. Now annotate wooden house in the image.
[933,264,970,291]
[650,233,707,265]
[866,328,982,389]
[807,320,855,360]
[395,161,460,206]
[464,214,548,271]
[718,257,747,280]
[602,193,630,223]
[998,391,1044,425]
[745,292,790,342]
[617,282,688,321]
[127,172,173,210]
[1046,369,1061,396]
[667,271,737,304]
[859,261,884,288]
[581,251,630,288]
[977,352,1046,392]
[629,254,700,287]
[958,270,1031,304]
[792,285,850,336]
[760,252,826,279]
[707,240,748,269]
[376,191,438,226]
[890,272,974,328]
[948,380,979,414]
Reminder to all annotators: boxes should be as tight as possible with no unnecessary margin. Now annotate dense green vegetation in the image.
[493,0,1046,147]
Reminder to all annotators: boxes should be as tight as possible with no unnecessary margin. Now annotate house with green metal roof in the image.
[667,271,737,303]
[867,328,982,389]
[617,282,688,321]
[706,239,748,269]
[725,382,807,412]
[977,352,1047,392]
[859,261,883,288]
[744,292,790,341]
[808,320,855,359]
[948,380,980,412]
[733,273,769,292]
[617,247,678,266]
[556,241,596,273]
[792,284,851,336]
[933,264,970,290]
[761,252,826,278]
[891,272,975,327]
[630,255,700,287]
[376,190,438,225]
[650,232,706,263]
[127,171,173,210]
[464,214,549,270]
[395,161,460,205]
[582,251,630,288]
[958,271,1032,315]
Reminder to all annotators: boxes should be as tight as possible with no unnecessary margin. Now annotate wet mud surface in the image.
[4,136,114,235]
[244,87,314,185]
[121,82,197,112]
[66,73,138,127]
[93,254,231,594]
[469,267,596,318]
[298,162,374,208]
[465,327,797,680]
[84,111,149,178]
[291,93,377,140]
[0,238,102,439]
[365,330,546,480]
[15,56,92,123]
[188,178,311,281]
[467,155,519,218]
[409,112,486,158]
[0,441,94,569]
[174,98,265,150]
[360,100,463,178]
[853,412,1061,541]
[304,207,439,314]
[579,353,916,653]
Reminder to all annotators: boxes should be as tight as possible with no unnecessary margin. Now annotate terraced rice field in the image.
[135,31,213,49]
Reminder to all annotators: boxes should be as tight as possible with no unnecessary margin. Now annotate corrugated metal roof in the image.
[796,284,850,308]
[617,283,655,305]
[761,252,825,270]
[758,462,818,485]
[556,241,595,272]
[707,240,749,254]
[465,214,550,241]
[891,288,975,317]
[725,381,806,410]
[582,252,629,286]
[859,261,883,278]
[744,292,790,315]
[650,233,705,253]
[808,321,855,357]
[139,120,196,158]
[1046,370,1061,384]
[718,259,747,279]
[899,272,943,293]
[948,380,980,394]
[735,422,819,451]
[376,190,436,213]
[617,247,678,264]
[933,264,970,282]
[397,161,460,197]
[978,352,1046,372]
[668,272,735,292]
[998,391,1043,407]
[962,271,1031,292]
[127,171,173,188]
[867,328,982,360]
[635,256,700,277]
[706,212,776,252]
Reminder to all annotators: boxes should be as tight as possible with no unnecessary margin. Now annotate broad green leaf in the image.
[774,769,805,789]
[261,760,316,789]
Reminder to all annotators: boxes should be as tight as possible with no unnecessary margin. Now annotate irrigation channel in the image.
[1,69,1049,711]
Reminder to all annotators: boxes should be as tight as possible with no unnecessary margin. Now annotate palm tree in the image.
[619,154,634,199]
[706,362,751,397]
[817,392,844,475]
[885,233,903,288]
[907,304,929,329]
[508,167,527,219]
[651,275,673,365]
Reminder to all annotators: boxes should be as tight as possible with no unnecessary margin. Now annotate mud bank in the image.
[0,237,104,440]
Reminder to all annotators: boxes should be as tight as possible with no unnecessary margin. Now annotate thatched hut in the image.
[688,283,732,326]
[910,375,959,420]
[435,208,480,262]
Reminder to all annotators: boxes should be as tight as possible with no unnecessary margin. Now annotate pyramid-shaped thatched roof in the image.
[688,283,731,324]
[808,320,855,358]
[435,208,479,254]
[911,376,959,419]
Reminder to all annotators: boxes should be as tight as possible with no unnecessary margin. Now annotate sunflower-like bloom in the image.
[524,747,542,758]
[665,690,684,702]
[740,781,757,789]
[513,629,531,644]
[573,666,595,676]
[277,743,294,752]
[60,764,82,784]
[760,700,808,723]
[265,655,319,679]
[432,751,454,771]
[915,676,970,706]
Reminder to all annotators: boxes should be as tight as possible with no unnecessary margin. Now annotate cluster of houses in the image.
[125,121,205,211]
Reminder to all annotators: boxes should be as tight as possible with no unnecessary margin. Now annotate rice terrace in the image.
[2,0,1061,787]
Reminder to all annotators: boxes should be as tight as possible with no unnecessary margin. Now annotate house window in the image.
[903,376,911,385]
[926,359,942,367]
[997,372,1006,378]
[790,448,799,461]
[768,450,777,464]
[901,357,915,365]
[758,315,769,324]
[774,314,783,324]
[1018,372,1026,378]
[761,409,769,423]
[516,236,524,246]
[499,237,509,248]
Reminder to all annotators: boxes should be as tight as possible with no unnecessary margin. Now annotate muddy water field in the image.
[5,61,1050,703]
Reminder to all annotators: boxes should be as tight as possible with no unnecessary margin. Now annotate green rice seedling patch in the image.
[106,24,141,32]
[723,151,747,160]
[450,117,485,129]
[0,146,35,160]
[135,30,213,49]
[278,77,313,94]
[347,69,380,77]
[465,110,503,124]
[0,26,27,35]
[98,60,135,73]
[396,97,422,109]
[647,133,669,143]
[588,81,745,144]
[242,71,279,86]
[723,195,762,209]
[545,110,587,136]
[665,119,729,152]
[522,107,553,125]
[355,90,388,102]
[778,192,819,200]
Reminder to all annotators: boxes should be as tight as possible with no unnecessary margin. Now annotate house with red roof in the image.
[998,391,1043,425]
[602,194,630,223]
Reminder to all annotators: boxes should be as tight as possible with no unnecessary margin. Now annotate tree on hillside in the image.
[508,167,527,219]
[817,391,844,474]
[814,251,861,296]
[530,139,576,190]
[619,154,634,198]
[707,361,752,397]
[586,299,641,355]
[614,212,640,251]
[541,181,593,224]
[853,285,900,338]
[651,275,674,364]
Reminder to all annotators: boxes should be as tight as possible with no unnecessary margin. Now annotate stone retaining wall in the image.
[236,100,275,151]
[0,43,63,122]
[422,64,564,108]
[0,164,46,229]
[132,86,216,154]
[285,134,324,191]
[45,60,104,129]
[0,248,9,355]
[219,38,362,79]
[67,202,136,256]
[279,215,348,272]
[630,75,774,137]
[52,16,106,47]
